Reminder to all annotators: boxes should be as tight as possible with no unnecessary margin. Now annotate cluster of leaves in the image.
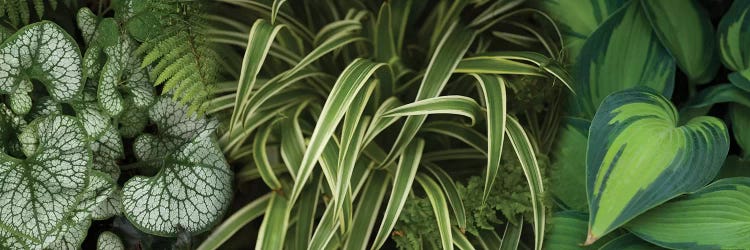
[0,0,232,249]
[198,0,572,249]
[543,0,750,248]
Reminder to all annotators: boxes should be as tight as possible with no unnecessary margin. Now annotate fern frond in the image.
[132,0,221,113]
[0,0,56,28]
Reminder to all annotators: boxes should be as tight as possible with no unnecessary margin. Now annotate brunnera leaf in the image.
[96,231,125,250]
[0,21,83,104]
[0,115,91,243]
[585,87,729,244]
[122,97,232,236]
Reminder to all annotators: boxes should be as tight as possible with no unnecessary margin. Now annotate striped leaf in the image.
[383,96,483,126]
[343,171,389,250]
[585,87,730,244]
[574,0,675,118]
[255,192,289,250]
[641,0,718,84]
[472,74,506,204]
[415,173,453,250]
[627,177,750,249]
[718,1,750,92]
[197,194,271,250]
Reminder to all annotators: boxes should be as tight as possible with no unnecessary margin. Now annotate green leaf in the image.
[717,0,750,72]
[382,22,475,167]
[230,19,284,133]
[544,212,610,249]
[198,194,271,250]
[96,231,124,250]
[425,163,467,231]
[506,116,546,250]
[383,96,483,126]
[253,121,283,189]
[498,218,522,250]
[343,171,389,250]
[122,97,233,236]
[627,177,750,249]
[574,1,675,118]
[585,87,729,244]
[550,118,590,211]
[415,173,453,250]
[256,192,289,250]
[472,74,506,204]
[539,0,624,61]
[0,21,83,103]
[290,59,384,205]
[0,115,90,242]
[731,104,750,158]
[641,0,718,84]
[371,139,425,250]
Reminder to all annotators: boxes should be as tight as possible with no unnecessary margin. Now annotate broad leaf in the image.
[0,21,83,107]
[627,177,750,249]
[96,231,124,250]
[574,1,675,118]
[718,0,750,73]
[731,104,750,158]
[123,97,233,236]
[586,87,729,244]
[550,118,590,211]
[0,115,90,242]
[641,0,718,84]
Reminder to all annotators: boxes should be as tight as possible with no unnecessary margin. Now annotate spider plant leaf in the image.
[415,173,454,250]
[627,177,750,249]
[0,115,90,243]
[585,87,729,244]
[468,51,574,91]
[498,218,522,250]
[371,139,425,250]
[0,21,83,104]
[229,19,283,133]
[383,96,483,126]
[270,0,286,25]
[96,231,124,250]
[425,163,467,231]
[293,174,322,249]
[309,201,338,250]
[455,57,544,76]
[421,121,488,154]
[472,74,506,204]
[254,120,283,189]
[280,102,309,179]
[290,58,384,205]
[452,227,475,250]
[256,192,289,250]
[506,116,546,250]
[574,0,675,118]
[641,0,718,84]
[382,22,475,167]
[344,171,388,250]
[197,194,271,250]
[123,98,233,236]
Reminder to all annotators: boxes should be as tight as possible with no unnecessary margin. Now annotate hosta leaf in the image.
[539,0,624,61]
[544,212,614,249]
[97,231,124,250]
[585,87,729,244]
[0,21,83,103]
[551,118,590,211]
[627,177,750,249]
[731,104,750,158]
[0,115,90,242]
[574,1,675,118]
[718,0,750,72]
[123,97,232,236]
[641,0,718,84]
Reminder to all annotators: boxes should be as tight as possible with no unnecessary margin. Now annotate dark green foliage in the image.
[128,0,221,113]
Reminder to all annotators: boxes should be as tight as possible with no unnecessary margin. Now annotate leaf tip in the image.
[582,231,598,246]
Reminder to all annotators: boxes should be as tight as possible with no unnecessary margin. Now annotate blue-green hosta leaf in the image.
[0,21,83,103]
[585,87,729,244]
[0,115,91,242]
[718,0,750,73]
[627,177,750,249]
[97,231,124,250]
[641,0,718,84]
[574,1,675,118]
[123,97,232,236]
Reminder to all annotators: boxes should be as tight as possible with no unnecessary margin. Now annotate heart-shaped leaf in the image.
[585,87,729,244]
[0,115,91,242]
[627,177,750,249]
[97,231,124,250]
[641,0,718,84]
[122,97,232,236]
[0,21,83,103]
[574,1,675,118]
